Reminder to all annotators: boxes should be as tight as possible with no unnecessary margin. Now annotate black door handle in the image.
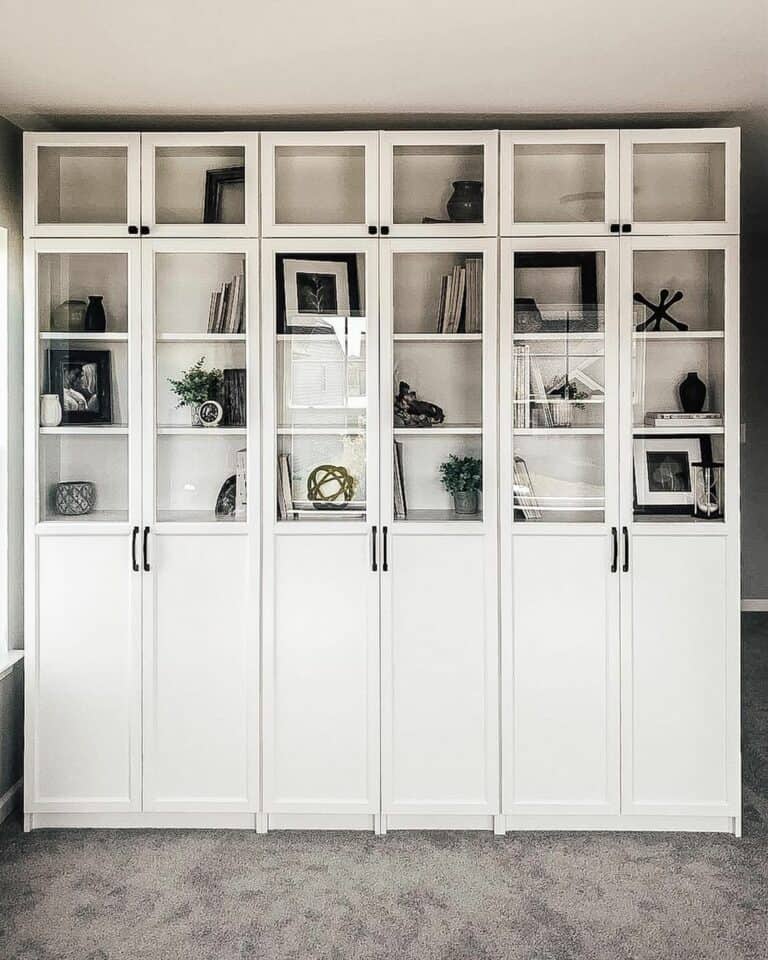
[367,225,378,235]
[140,225,150,236]
[380,225,390,236]
[622,526,629,572]
[610,223,620,233]
[610,527,618,573]
[382,526,389,572]
[621,223,632,233]
[142,526,151,572]
[371,525,378,571]
[131,525,140,572]
[128,224,139,235]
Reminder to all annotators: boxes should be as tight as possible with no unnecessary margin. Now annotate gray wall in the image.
[0,115,23,801]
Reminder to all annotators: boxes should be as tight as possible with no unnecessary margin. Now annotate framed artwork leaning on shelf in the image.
[44,348,113,425]
[633,435,711,515]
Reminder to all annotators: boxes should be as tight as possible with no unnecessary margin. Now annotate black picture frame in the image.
[46,349,112,425]
[203,165,245,224]
[514,252,599,333]
[275,253,361,334]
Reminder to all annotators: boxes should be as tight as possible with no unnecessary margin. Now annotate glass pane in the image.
[632,248,725,522]
[391,251,484,521]
[276,252,368,521]
[37,146,127,224]
[155,251,248,523]
[511,250,607,522]
[633,142,726,223]
[393,144,484,225]
[513,143,606,223]
[155,146,245,224]
[39,434,128,522]
[274,146,365,225]
[38,252,128,333]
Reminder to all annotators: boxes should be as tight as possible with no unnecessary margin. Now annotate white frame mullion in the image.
[619,128,740,236]
[500,130,620,237]
[140,133,260,238]
[379,131,499,239]
[260,132,380,238]
[24,133,141,238]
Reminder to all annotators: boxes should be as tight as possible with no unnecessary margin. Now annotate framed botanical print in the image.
[276,253,361,334]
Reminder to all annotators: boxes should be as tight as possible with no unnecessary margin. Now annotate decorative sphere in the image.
[307,464,355,504]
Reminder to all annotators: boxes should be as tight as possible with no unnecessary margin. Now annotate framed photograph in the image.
[276,254,361,334]
[513,251,599,333]
[203,165,245,224]
[45,349,112,425]
[633,436,703,513]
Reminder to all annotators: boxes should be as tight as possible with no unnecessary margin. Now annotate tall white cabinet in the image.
[23,127,741,835]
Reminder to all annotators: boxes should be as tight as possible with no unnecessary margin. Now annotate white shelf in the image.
[393,333,483,342]
[634,425,724,435]
[40,425,129,435]
[514,427,604,436]
[394,423,482,436]
[39,331,128,341]
[39,509,129,524]
[513,332,604,341]
[156,333,246,342]
[633,331,724,340]
[156,509,246,524]
[277,332,367,341]
[277,426,365,436]
[396,509,483,523]
[156,426,247,436]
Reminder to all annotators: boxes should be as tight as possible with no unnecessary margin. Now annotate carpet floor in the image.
[1,615,767,960]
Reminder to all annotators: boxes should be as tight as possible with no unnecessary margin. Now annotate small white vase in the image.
[190,404,202,426]
[40,394,62,427]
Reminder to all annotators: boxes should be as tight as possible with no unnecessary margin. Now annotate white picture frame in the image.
[633,436,703,512]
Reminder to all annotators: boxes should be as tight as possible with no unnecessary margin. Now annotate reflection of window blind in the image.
[290,361,347,408]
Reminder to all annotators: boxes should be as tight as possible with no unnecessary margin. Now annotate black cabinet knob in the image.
[140,225,150,236]
[368,225,378,235]
[621,223,632,233]
[610,223,620,233]
[128,225,138,235]
[381,225,390,236]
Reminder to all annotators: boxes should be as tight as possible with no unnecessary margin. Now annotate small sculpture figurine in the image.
[394,381,445,428]
[633,289,688,332]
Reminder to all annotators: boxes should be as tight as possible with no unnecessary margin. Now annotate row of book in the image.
[435,259,482,334]
[276,453,295,520]
[207,273,245,334]
[643,411,723,429]
[393,441,407,519]
[234,448,247,519]
[512,344,553,428]
[513,455,542,520]
[221,368,247,426]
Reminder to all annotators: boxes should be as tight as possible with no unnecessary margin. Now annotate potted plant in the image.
[439,454,482,515]
[168,356,223,425]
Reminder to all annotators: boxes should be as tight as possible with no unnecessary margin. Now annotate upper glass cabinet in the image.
[380,131,498,238]
[620,129,740,235]
[25,134,141,238]
[261,133,379,238]
[500,131,619,236]
[141,133,260,237]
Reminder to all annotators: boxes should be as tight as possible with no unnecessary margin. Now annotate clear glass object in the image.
[692,462,724,519]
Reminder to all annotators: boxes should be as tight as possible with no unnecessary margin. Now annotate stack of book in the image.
[435,259,482,334]
[207,273,245,334]
[513,456,542,520]
[221,368,247,426]
[512,344,552,428]
[643,411,723,429]
[276,454,295,520]
[393,441,407,519]
[234,448,247,519]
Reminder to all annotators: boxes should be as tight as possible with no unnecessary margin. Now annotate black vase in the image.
[679,371,706,413]
[84,295,106,333]
[446,180,483,222]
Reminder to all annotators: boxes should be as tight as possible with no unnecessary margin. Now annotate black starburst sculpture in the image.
[633,289,688,332]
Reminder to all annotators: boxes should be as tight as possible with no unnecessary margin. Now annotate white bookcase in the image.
[22,127,741,835]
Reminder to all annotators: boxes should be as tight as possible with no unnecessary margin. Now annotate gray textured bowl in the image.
[54,481,96,516]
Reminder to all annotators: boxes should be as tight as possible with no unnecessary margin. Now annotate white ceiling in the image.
[1,0,766,126]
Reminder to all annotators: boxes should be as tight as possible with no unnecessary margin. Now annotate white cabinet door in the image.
[27,534,141,811]
[619,129,740,236]
[621,533,739,816]
[381,532,498,814]
[263,532,379,813]
[503,534,620,814]
[142,532,258,811]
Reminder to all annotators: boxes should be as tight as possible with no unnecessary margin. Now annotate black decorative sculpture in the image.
[394,381,445,428]
[633,289,688,332]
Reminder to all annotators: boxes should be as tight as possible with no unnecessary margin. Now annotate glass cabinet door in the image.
[500,131,620,236]
[141,133,260,237]
[33,239,141,524]
[622,237,736,525]
[501,239,619,524]
[25,133,141,238]
[261,133,379,238]
[262,240,378,526]
[143,240,256,525]
[620,129,739,235]
[380,239,496,524]
[380,131,498,238]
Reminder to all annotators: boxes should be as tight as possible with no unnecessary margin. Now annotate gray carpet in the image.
[1,616,768,960]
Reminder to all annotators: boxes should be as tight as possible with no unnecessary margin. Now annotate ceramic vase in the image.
[679,371,706,413]
[446,180,483,222]
[51,299,87,332]
[84,295,106,333]
[54,481,96,516]
[190,404,202,426]
[454,490,479,515]
[40,394,62,427]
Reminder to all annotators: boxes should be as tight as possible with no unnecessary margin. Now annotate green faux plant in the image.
[168,356,223,408]
[439,455,482,494]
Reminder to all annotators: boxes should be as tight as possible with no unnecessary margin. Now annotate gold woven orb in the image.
[307,464,355,509]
